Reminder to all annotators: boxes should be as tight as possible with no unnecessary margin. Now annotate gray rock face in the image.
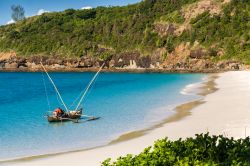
[19,66,28,69]
[109,59,115,68]
[52,64,65,69]
[110,52,154,68]
[154,23,176,36]
[25,62,39,68]
[229,63,240,70]
[190,49,207,59]
[216,61,242,70]
[0,61,5,69]
[0,52,243,72]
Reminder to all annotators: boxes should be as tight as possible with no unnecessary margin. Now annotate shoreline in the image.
[1,73,217,165]
[0,67,231,73]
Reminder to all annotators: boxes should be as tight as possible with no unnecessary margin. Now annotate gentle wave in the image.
[180,81,204,95]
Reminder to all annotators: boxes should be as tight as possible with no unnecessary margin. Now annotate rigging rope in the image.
[42,73,51,111]
[75,63,105,111]
[69,71,100,109]
[40,62,69,112]
[56,93,64,107]
[69,86,87,109]
[81,71,100,104]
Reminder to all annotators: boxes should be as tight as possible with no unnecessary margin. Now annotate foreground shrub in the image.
[102,133,250,165]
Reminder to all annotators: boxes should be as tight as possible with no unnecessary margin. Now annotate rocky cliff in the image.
[0,50,242,72]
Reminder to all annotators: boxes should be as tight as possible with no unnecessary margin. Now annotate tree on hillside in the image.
[11,5,25,21]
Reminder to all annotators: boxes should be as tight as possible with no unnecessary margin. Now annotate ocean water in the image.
[0,72,205,161]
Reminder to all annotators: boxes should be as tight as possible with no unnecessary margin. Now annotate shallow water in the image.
[0,72,205,160]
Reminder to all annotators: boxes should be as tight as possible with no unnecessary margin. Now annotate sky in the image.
[0,0,141,25]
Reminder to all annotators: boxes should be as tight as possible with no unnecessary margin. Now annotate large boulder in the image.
[51,64,65,69]
[189,49,207,59]
[4,62,18,69]
[111,52,155,68]
[25,62,40,69]
[109,59,115,68]
[79,57,94,68]
[16,58,27,68]
[154,23,176,37]
[0,61,5,69]
[138,56,151,68]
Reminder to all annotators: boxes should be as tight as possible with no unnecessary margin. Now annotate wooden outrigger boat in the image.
[46,109,100,123]
[47,109,82,122]
[41,62,104,123]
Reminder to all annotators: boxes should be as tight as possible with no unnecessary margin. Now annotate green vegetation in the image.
[184,0,250,63]
[0,0,249,63]
[160,10,185,24]
[102,133,250,165]
[0,0,198,58]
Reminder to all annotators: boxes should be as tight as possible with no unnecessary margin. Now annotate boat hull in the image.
[47,110,82,122]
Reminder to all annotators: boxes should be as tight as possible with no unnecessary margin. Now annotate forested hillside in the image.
[0,0,249,71]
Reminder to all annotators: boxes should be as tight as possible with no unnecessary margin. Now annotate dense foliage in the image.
[185,0,250,63]
[0,0,197,57]
[0,0,249,63]
[102,133,250,165]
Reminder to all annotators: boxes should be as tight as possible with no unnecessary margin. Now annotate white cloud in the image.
[37,9,49,15]
[81,6,92,10]
[6,19,15,25]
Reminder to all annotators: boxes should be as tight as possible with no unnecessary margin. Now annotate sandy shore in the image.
[3,71,250,166]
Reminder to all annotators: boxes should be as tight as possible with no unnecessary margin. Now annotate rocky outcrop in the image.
[154,23,176,37]
[160,42,243,72]
[0,46,243,72]
[0,52,16,61]
[189,48,208,59]
[216,61,242,70]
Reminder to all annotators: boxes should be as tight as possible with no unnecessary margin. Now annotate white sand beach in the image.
[4,71,250,166]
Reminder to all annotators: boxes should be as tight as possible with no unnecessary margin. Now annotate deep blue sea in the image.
[0,72,205,160]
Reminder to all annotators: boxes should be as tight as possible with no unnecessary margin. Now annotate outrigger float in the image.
[41,62,104,123]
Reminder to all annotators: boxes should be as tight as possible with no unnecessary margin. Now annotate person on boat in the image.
[53,107,64,118]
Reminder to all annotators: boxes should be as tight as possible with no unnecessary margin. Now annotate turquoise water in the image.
[0,72,205,160]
